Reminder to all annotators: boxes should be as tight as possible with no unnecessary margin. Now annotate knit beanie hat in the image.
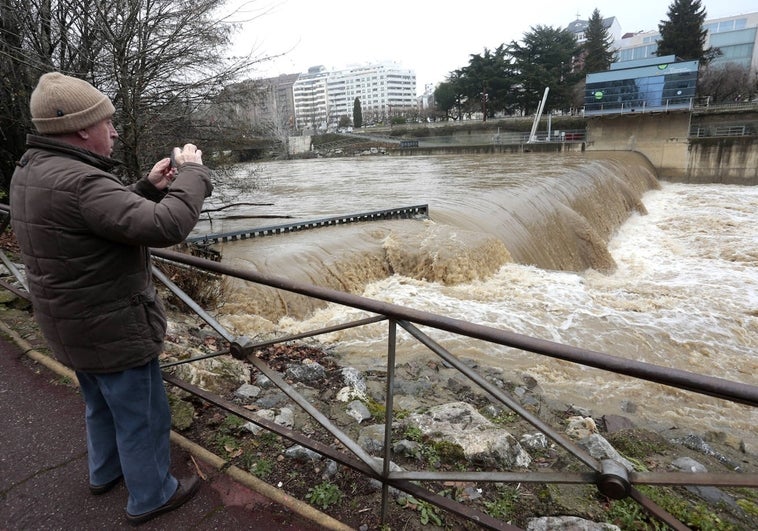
[30,72,116,134]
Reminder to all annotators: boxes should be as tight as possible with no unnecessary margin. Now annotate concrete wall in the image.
[586,113,691,181]
[289,135,312,155]
[586,112,758,185]
[687,137,758,185]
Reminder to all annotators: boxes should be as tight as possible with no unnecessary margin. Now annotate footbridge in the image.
[186,204,429,245]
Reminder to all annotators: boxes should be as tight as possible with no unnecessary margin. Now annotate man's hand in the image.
[173,143,203,166]
[147,158,175,190]
[146,144,203,190]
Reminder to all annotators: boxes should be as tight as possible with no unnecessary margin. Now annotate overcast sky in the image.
[225,0,757,93]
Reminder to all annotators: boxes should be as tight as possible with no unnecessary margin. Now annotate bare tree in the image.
[0,0,275,189]
[698,63,756,104]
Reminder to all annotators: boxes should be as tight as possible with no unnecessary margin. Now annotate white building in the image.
[615,11,758,73]
[292,62,417,130]
[292,66,330,132]
[566,16,623,45]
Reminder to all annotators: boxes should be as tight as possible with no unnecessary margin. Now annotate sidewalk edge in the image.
[0,319,353,531]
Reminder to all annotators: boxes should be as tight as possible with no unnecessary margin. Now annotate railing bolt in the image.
[598,459,631,499]
[229,336,254,360]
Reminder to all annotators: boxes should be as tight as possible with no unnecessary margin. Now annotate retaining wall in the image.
[586,112,758,185]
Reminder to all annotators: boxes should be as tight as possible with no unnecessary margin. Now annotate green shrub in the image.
[305,481,343,510]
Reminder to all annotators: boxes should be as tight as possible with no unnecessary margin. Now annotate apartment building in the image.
[292,62,417,131]
[292,66,331,131]
[325,62,416,124]
[250,73,299,129]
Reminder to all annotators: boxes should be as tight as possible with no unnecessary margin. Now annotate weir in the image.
[187,204,429,245]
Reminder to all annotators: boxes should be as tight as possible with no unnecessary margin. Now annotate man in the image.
[10,72,213,525]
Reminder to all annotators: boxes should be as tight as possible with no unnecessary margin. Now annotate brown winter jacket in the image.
[10,135,213,373]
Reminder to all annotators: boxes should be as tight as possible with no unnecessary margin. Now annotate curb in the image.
[0,319,353,531]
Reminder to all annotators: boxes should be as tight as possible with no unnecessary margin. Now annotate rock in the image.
[579,433,635,472]
[321,459,339,480]
[284,444,322,462]
[705,430,745,453]
[358,424,386,454]
[340,367,367,393]
[446,377,471,395]
[404,402,531,468]
[393,395,421,411]
[675,433,742,471]
[672,457,740,509]
[365,457,404,495]
[275,407,294,428]
[242,421,263,435]
[346,400,371,423]
[741,438,756,456]
[242,409,277,435]
[521,373,541,391]
[392,378,432,396]
[234,383,261,400]
[672,456,707,473]
[566,416,597,440]
[601,414,635,434]
[527,516,621,530]
[0,290,18,305]
[255,391,289,409]
[171,357,250,395]
[168,393,195,430]
[286,359,326,383]
[521,432,549,451]
[567,405,592,417]
[254,373,273,388]
[392,439,420,458]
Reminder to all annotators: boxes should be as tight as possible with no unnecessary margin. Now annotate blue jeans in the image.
[76,358,178,515]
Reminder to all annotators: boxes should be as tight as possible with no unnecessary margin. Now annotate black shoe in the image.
[89,475,123,495]
[125,475,200,526]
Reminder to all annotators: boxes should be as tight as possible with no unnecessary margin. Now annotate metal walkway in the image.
[187,204,429,244]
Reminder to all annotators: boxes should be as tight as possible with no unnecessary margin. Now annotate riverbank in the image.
[1,220,756,529]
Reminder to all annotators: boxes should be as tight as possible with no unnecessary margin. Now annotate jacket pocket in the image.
[146,293,168,342]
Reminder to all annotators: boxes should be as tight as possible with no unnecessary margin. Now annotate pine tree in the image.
[353,97,363,129]
[657,0,710,63]
[582,9,616,73]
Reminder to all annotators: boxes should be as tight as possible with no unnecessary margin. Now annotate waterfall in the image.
[213,152,659,321]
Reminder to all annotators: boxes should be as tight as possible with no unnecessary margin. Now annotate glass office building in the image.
[615,13,758,74]
[584,56,699,116]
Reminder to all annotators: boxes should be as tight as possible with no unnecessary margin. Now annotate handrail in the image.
[151,248,758,408]
[147,247,758,530]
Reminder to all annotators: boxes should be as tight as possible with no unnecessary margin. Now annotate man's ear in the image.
[76,129,89,140]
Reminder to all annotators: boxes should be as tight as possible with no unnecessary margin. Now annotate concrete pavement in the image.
[0,327,341,530]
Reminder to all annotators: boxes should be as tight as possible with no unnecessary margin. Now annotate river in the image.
[192,151,757,444]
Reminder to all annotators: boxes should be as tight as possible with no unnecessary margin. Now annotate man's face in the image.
[83,118,118,157]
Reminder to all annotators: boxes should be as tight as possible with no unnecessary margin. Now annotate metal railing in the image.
[1,204,756,529]
[582,97,695,117]
[151,248,758,530]
[689,123,757,138]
